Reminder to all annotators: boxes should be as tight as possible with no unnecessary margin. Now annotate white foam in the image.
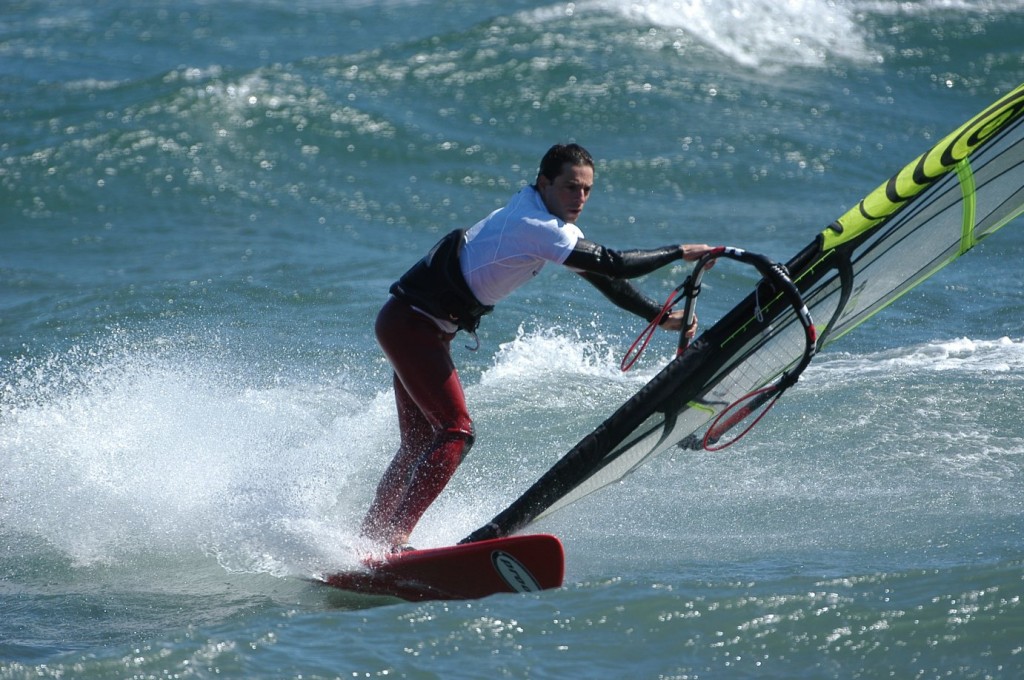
[0,325,656,571]
[562,0,878,70]
[482,322,651,383]
[0,334,385,576]
[808,336,1024,381]
[850,0,1024,16]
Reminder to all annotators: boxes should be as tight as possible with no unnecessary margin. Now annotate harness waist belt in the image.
[389,229,494,333]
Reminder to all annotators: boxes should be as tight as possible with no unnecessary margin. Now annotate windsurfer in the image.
[360,143,715,551]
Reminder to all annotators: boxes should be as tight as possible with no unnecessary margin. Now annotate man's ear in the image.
[536,175,549,190]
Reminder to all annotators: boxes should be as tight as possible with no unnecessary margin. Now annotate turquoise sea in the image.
[3,1,1024,677]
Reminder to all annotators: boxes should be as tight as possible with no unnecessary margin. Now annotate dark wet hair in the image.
[536,143,594,183]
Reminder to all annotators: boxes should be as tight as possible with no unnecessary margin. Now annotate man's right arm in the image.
[562,239,682,279]
[564,239,716,324]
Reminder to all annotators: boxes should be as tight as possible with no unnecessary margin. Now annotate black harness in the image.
[389,229,494,333]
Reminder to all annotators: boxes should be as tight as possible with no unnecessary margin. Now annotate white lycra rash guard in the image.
[459,186,584,306]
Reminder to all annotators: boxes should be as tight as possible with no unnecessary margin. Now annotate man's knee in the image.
[442,423,475,459]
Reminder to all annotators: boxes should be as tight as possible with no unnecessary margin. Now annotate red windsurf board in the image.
[314,534,564,601]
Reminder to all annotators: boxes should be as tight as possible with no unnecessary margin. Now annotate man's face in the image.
[537,162,594,224]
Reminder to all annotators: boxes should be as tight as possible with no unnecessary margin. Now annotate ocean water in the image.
[2,0,1024,677]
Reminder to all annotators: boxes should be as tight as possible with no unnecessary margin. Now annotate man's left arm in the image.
[576,271,662,322]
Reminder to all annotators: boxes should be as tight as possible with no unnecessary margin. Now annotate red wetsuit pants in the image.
[360,296,475,545]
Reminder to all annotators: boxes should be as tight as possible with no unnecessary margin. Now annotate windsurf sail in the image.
[463,82,1024,544]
